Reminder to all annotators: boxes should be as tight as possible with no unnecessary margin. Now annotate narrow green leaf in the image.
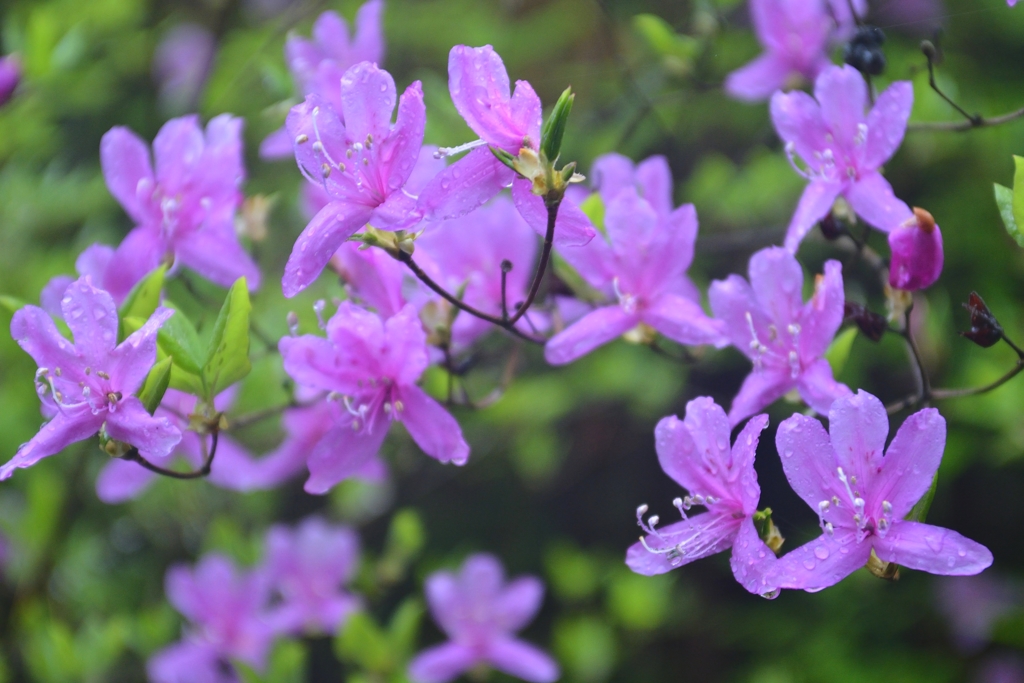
[541,86,574,162]
[907,472,938,523]
[825,327,858,377]
[202,277,252,399]
[118,264,167,339]
[1013,156,1024,237]
[387,598,424,659]
[138,356,172,415]
[995,182,1024,248]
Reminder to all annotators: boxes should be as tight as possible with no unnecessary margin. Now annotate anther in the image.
[321,163,331,178]
[97,371,110,380]
[393,400,404,413]
[54,367,62,377]
[85,367,91,375]
[882,500,892,514]
[312,141,325,154]
[295,134,309,144]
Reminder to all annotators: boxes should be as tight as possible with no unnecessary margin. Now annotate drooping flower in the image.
[772,390,992,592]
[709,246,850,427]
[626,398,779,596]
[408,554,558,683]
[264,517,362,635]
[153,24,216,114]
[0,54,19,108]
[282,62,425,297]
[546,187,725,364]
[260,2,385,158]
[2,278,179,480]
[772,64,914,251]
[148,554,276,683]
[416,45,596,250]
[724,0,833,103]
[888,207,944,291]
[94,389,263,503]
[279,302,468,493]
[99,115,260,300]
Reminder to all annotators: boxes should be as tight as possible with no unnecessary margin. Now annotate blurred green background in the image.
[2,0,1024,681]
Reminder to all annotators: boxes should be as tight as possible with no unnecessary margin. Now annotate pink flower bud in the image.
[0,55,20,107]
[888,207,944,291]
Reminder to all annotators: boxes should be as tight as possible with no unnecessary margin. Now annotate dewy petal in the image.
[60,277,120,362]
[708,274,770,361]
[814,65,867,147]
[109,307,175,396]
[96,458,157,503]
[625,511,741,576]
[773,529,871,591]
[509,80,543,148]
[417,147,512,222]
[784,180,843,252]
[447,45,523,150]
[282,201,375,298]
[486,637,560,683]
[796,358,852,415]
[340,61,397,149]
[153,115,205,192]
[864,81,913,170]
[512,178,596,248]
[10,305,84,376]
[725,53,792,103]
[873,521,993,576]
[732,413,771,514]
[100,127,154,222]
[727,368,793,428]
[304,419,390,494]
[642,293,727,347]
[175,224,262,291]
[729,516,779,596]
[604,188,659,274]
[544,305,638,366]
[828,390,889,495]
[0,407,100,480]
[776,412,846,514]
[770,89,830,165]
[407,642,478,683]
[105,226,166,303]
[798,259,845,360]
[844,172,913,233]
[395,384,469,465]
[104,397,182,461]
[382,305,430,386]
[654,401,733,500]
[748,246,804,328]
[40,276,74,319]
[279,336,366,396]
[379,81,427,195]
[494,577,544,632]
[872,407,946,518]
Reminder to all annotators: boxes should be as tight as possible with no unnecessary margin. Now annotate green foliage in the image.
[826,327,858,378]
[995,156,1024,247]
[554,616,617,683]
[335,599,423,681]
[138,356,172,415]
[118,265,167,339]
[236,641,308,683]
[202,277,253,401]
[156,301,206,394]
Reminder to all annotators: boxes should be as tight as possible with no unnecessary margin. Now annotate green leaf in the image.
[263,640,307,683]
[825,327,858,377]
[157,303,204,376]
[202,277,252,399]
[1013,156,1024,238]
[336,612,391,672]
[907,472,938,523]
[541,86,574,162]
[387,598,424,660]
[118,264,167,339]
[137,356,172,415]
[579,192,606,235]
[995,182,1024,248]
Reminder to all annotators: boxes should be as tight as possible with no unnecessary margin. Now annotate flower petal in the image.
[379,80,426,194]
[636,155,674,216]
[773,529,871,591]
[0,407,100,480]
[11,304,84,376]
[110,307,175,396]
[396,384,469,465]
[486,637,560,683]
[352,0,385,64]
[844,172,913,232]
[784,180,843,252]
[104,227,165,303]
[100,127,153,222]
[104,397,182,461]
[61,277,120,362]
[95,458,157,503]
[727,368,793,428]
[279,336,363,395]
[259,126,293,160]
[147,640,226,683]
[304,419,390,494]
[654,400,733,500]
[708,273,772,361]
[417,147,512,222]
[424,571,463,637]
[448,45,523,150]
[726,53,792,102]
[874,521,993,576]
[591,153,636,204]
[749,246,804,328]
[776,412,847,516]
[495,577,544,632]
[512,178,596,248]
[174,224,262,291]
[798,259,845,360]
[153,115,205,192]
[873,407,945,518]
[770,88,829,165]
[642,293,726,347]
[282,201,375,298]
[382,305,430,385]
[407,642,477,683]
[340,62,397,147]
[544,305,638,365]
[864,81,913,171]
[827,390,889,497]
[729,516,779,596]
[626,511,741,575]
[814,64,867,146]
[796,357,852,416]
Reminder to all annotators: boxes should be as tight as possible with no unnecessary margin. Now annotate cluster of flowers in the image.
[150,516,557,683]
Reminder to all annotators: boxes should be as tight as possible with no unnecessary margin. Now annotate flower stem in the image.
[122,429,220,480]
[505,196,560,326]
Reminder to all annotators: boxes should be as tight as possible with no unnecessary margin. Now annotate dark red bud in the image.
[844,302,888,342]
[819,212,847,241]
[961,292,1003,348]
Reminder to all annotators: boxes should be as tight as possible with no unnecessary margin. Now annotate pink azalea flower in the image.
[2,278,179,480]
[282,62,425,297]
[408,554,558,683]
[626,398,779,597]
[709,246,851,427]
[331,241,408,318]
[415,196,542,349]
[416,45,596,250]
[279,302,468,493]
[772,64,914,251]
[888,207,944,291]
[100,115,260,300]
[586,153,676,215]
[0,54,19,108]
[94,389,264,503]
[772,390,992,592]
[546,187,725,364]
[264,517,362,635]
[724,0,833,103]
[260,2,385,158]
[148,554,276,683]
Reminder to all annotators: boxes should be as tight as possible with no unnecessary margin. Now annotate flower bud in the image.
[961,291,1003,348]
[0,55,20,108]
[540,86,574,162]
[844,302,888,342]
[888,207,944,291]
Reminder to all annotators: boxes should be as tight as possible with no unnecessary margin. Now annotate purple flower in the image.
[1010,0,1018,6]
[2,278,179,480]
[260,2,385,158]
[408,554,558,683]
[40,244,117,314]
[772,390,992,592]
[626,398,779,596]
[331,240,408,319]
[148,554,275,683]
[724,0,832,103]
[94,389,262,503]
[100,115,260,301]
[772,64,914,251]
[416,45,596,250]
[264,517,362,635]
[415,196,542,349]
[0,54,19,108]
[586,153,676,215]
[546,187,725,364]
[709,246,850,426]
[828,0,868,33]
[279,302,468,493]
[889,207,944,291]
[153,24,216,113]
[282,62,425,297]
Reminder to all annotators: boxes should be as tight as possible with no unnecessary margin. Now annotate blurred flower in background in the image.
[153,24,216,115]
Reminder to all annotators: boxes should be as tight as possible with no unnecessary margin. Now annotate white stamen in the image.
[433,139,487,159]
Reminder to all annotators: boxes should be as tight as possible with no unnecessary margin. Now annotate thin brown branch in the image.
[122,429,220,479]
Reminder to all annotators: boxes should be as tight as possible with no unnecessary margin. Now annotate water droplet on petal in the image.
[814,545,829,560]
[802,558,816,570]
